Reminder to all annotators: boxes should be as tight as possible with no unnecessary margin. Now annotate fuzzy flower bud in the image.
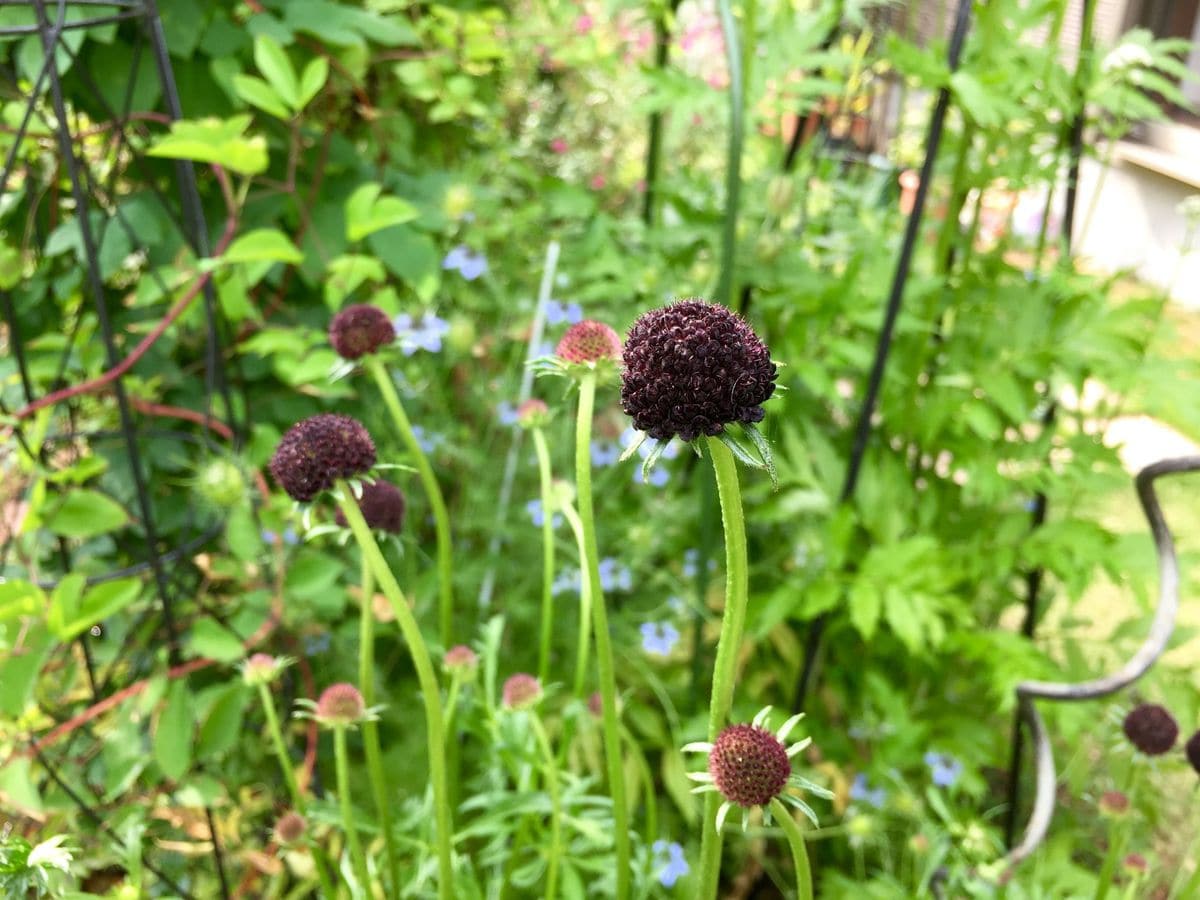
[444,644,479,677]
[516,398,550,429]
[270,414,376,502]
[241,653,289,687]
[621,299,777,441]
[1123,703,1178,756]
[274,811,307,845]
[334,480,406,534]
[556,320,622,364]
[316,683,366,727]
[1098,790,1129,818]
[502,673,542,710]
[708,723,791,808]
[329,304,395,360]
[1185,729,1200,775]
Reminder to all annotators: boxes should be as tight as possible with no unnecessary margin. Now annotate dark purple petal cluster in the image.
[335,479,406,534]
[556,320,622,364]
[274,812,307,845]
[270,414,376,502]
[329,304,395,360]
[708,723,791,807]
[1122,703,1178,756]
[620,299,777,441]
[1185,729,1200,775]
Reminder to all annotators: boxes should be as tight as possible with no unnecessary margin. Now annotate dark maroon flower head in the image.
[621,299,777,442]
[317,683,366,725]
[1185,729,1200,775]
[1123,703,1178,756]
[335,480,405,534]
[556,320,622,364]
[329,304,395,360]
[708,723,791,807]
[502,673,542,710]
[274,811,307,845]
[270,414,376,502]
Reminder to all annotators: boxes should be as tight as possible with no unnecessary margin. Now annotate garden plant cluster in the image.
[2,0,1200,898]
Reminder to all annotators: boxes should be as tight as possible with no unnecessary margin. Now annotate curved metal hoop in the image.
[1005,455,1200,869]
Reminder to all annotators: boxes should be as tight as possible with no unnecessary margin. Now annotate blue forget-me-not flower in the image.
[849,773,887,809]
[640,622,680,656]
[924,751,963,788]
[393,313,451,355]
[442,245,488,281]
[651,840,689,887]
[526,499,562,528]
[544,299,583,326]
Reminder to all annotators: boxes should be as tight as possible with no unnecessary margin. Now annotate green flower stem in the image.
[357,554,401,895]
[444,671,463,736]
[333,725,372,895]
[335,483,454,900]
[255,684,338,899]
[574,369,631,899]
[529,712,563,900]
[559,500,592,699]
[532,426,557,682]
[770,798,813,900]
[696,436,751,900]
[365,355,455,647]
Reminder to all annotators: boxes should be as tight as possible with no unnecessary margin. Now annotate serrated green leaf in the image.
[43,489,128,539]
[848,579,881,640]
[225,229,303,265]
[253,35,299,110]
[232,74,291,120]
[154,680,195,781]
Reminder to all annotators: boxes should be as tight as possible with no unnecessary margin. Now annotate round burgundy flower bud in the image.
[274,811,307,845]
[587,691,603,718]
[444,644,479,675]
[708,723,791,808]
[1123,703,1178,756]
[1185,729,1200,775]
[334,480,406,534]
[270,414,376,502]
[1098,790,1129,817]
[502,673,542,710]
[1122,853,1147,875]
[329,304,395,360]
[621,299,777,442]
[316,683,366,726]
[556,320,622,364]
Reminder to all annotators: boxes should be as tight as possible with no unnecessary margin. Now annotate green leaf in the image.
[345,183,419,242]
[325,254,387,308]
[950,71,1000,127]
[189,618,246,663]
[0,580,43,624]
[224,229,303,265]
[197,683,249,759]
[154,680,195,782]
[296,57,329,110]
[848,579,882,640]
[232,74,291,120]
[146,115,269,176]
[43,489,129,539]
[51,577,142,641]
[253,35,299,110]
[0,756,43,815]
[0,625,53,716]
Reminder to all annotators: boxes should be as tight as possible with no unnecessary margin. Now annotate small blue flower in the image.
[410,425,445,455]
[682,548,717,579]
[497,401,519,426]
[634,465,670,487]
[393,313,451,356]
[552,569,582,596]
[526,499,562,529]
[924,751,963,788]
[598,557,632,592]
[641,622,680,656]
[304,632,332,655]
[667,595,686,614]
[261,527,299,546]
[590,440,621,468]
[442,244,488,281]
[849,773,887,809]
[532,339,556,359]
[545,300,584,326]
[651,840,689,887]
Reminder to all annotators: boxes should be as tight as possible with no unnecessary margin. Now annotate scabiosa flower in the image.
[1098,790,1130,818]
[334,480,406,534]
[442,245,488,281]
[240,653,292,687]
[516,398,550,429]
[502,673,543,710]
[684,706,830,832]
[556,320,622,365]
[329,304,395,360]
[640,621,680,656]
[444,644,479,677]
[270,414,376,503]
[274,812,307,845]
[1186,730,1200,775]
[651,840,689,888]
[924,751,964,788]
[296,683,379,729]
[621,299,777,442]
[1123,703,1178,755]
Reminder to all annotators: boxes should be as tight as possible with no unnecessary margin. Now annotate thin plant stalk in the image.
[333,724,372,895]
[559,500,592,699]
[696,436,751,900]
[573,369,631,899]
[335,484,454,900]
[620,721,659,843]
[255,684,338,899]
[357,555,401,894]
[532,426,557,682]
[1095,766,1139,900]
[364,355,455,647]
[770,797,814,900]
[529,712,563,900]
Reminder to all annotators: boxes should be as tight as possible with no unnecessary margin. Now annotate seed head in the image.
[502,673,542,710]
[335,480,406,534]
[1123,703,1178,755]
[316,683,366,726]
[443,644,479,676]
[1185,730,1200,775]
[708,723,792,808]
[556,320,622,364]
[270,414,376,502]
[621,299,777,441]
[329,304,395,360]
[274,812,307,845]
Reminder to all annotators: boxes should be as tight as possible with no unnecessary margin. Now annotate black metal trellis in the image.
[793,0,975,709]
[0,1,239,894]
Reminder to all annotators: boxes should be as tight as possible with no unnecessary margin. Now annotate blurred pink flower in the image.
[551,138,569,154]
[575,14,594,35]
[589,174,607,190]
